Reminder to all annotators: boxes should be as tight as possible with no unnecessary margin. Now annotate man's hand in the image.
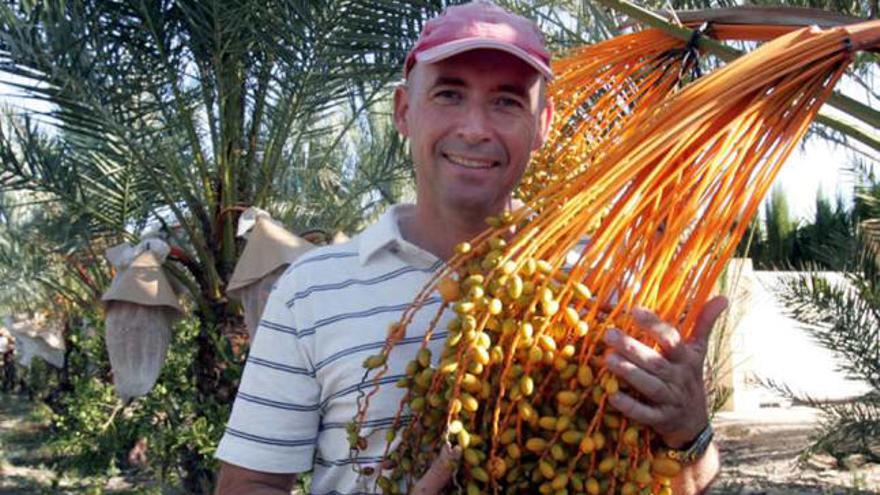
[602,296,728,448]
[408,443,461,494]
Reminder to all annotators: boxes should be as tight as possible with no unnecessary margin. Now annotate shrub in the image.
[49,316,245,491]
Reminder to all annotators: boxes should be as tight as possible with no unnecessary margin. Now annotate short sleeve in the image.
[215,271,321,473]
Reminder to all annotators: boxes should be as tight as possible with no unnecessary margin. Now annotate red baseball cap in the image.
[404,1,553,80]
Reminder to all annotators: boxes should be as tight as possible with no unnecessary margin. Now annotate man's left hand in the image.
[602,296,728,448]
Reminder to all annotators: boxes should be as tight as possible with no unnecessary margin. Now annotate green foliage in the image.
[798,193,856,268]
[764,187,796,264]
[49,315,244,488]
[737,187,856,270]
[0,0,434,311]
[14,353,56,399]
[776,270,880,462]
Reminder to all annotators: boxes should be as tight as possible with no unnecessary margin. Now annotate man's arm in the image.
[672,442,721,494]
[215,461,297,495]
[213,268,321,489]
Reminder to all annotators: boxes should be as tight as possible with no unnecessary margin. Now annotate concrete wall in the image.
[722,259,871,412]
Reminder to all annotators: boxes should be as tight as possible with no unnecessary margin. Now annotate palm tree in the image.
[0,0,447,489]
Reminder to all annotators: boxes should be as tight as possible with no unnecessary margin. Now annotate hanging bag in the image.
[227,208,314,340]
[102,239,182,400]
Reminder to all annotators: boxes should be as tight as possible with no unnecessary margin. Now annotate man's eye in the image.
[434,90,461,102]
[496,96,524,109]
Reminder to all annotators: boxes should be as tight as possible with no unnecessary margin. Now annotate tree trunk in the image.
[182,299,244,493]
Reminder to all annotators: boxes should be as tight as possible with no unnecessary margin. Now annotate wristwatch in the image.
[664,423,714,464]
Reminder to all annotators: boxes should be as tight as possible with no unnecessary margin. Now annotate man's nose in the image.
[456,103,493,144]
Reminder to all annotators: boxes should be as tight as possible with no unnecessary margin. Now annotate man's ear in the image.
[532,96,554,151]
[393,83,410,137]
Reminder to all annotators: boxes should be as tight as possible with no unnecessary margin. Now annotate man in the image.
[215,2,725,493]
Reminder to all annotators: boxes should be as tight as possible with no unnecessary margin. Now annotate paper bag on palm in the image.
[227,208,314,340]
[102,239,182,401]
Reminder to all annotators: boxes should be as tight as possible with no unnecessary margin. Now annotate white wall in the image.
[727,263,871,412]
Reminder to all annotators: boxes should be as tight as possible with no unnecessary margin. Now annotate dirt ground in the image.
[0,394,169,494]
[0,393,65,494]
[1,394,878,494]
[712,406,880,494]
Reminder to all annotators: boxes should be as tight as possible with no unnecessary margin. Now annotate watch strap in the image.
[664,423,714,465]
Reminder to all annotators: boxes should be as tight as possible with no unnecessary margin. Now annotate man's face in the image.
[394,49,552,218]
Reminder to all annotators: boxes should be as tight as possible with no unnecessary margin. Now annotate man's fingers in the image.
[631,308,684,361]
[603,329,672,381]
[690,295,729,351]
[607,390,663,427]
[605,352,673,403]
[410,444,460,494]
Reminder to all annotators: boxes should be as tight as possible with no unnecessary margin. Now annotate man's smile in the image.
[442,152,501,169]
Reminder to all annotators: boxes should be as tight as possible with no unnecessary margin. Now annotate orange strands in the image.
[519,29,696,202]
[351,21,880,495]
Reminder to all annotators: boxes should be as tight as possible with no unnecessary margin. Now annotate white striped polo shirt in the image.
[216,203,453,494]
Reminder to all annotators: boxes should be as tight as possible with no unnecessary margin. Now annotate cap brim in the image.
[415,38,553,80]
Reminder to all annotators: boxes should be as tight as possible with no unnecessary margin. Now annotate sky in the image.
[772,73,878,223]
[778,134,855,221]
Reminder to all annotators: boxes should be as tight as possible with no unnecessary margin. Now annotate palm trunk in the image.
[179,295,243,492]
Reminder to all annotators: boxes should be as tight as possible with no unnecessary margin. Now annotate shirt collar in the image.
[358,204,442,268]
[357,203,412,266]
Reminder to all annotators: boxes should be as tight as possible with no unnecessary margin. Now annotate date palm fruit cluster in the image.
[366,222,683,495]
[227,207,315,340]
[350,20,879,495]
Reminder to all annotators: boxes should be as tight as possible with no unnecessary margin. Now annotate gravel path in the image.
[712,406,880,494]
